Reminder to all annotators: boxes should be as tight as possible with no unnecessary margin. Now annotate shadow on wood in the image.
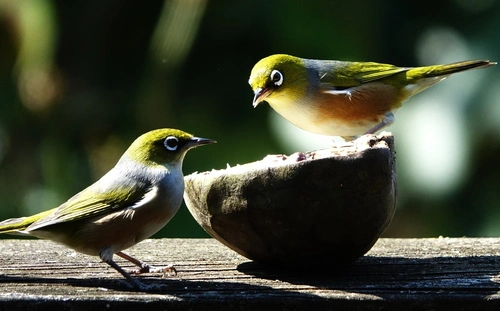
[0,238,499,310]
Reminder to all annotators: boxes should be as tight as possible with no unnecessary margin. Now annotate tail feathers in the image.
[402,60,496,98]
[409,60,496,79]
[0,209,55,235]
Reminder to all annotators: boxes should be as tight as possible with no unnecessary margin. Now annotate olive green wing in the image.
[316,60,409,88]
[27,182,152,231]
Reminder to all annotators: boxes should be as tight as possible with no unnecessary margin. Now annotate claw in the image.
[116,251,177,277]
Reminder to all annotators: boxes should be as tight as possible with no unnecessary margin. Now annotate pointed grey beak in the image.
[252,87,271,108]
[188,137,216,149]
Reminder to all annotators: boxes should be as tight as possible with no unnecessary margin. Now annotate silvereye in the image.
[0,128,215,289]
[249,54,496,139]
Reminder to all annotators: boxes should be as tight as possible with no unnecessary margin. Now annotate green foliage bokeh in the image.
[0,0,499,238]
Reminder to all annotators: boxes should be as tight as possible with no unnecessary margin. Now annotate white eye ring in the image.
[164,136,179,151]
[270,70,283,86]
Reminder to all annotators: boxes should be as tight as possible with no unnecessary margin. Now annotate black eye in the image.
[270,70,283,86]
[164,136,179,151]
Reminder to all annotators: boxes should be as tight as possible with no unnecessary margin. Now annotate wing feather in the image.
[309,60,409,88]
[27,181,151,231]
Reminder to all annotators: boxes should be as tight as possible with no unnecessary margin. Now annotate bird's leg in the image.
[338,112,395,143]
[116,251,177,276]
[99,251,145,289]
[363,112,395,135]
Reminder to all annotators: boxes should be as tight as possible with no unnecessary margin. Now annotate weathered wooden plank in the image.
[0,238,499,310]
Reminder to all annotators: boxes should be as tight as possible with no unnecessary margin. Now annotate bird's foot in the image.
[127,263,177,277]
[116,251,177,277]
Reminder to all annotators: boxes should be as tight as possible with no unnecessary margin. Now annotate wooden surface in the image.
[0,238,499,310]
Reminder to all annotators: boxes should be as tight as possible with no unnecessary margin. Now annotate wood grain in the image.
[0,238,499,310]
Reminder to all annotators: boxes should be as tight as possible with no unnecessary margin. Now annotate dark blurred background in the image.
[0,0,499,238]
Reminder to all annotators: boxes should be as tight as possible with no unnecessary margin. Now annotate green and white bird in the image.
[0,128,215,289]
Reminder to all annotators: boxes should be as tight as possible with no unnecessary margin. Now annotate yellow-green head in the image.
[123,128,215,168]
[249,54,309,108]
